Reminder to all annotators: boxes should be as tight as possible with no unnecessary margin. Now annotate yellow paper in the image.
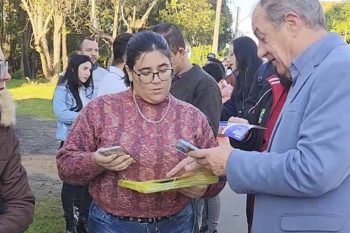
[118,169,219,194]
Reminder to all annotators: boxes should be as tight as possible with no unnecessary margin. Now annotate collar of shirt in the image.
[108,66,125,78]
[172,64,199,83]
[92,63,99,71]
[290,32,345,84]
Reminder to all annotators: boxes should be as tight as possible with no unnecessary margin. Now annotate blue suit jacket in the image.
[227,33,350,232]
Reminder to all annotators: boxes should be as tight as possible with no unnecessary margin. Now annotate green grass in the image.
[7,79,55,119]
[16,99,55,119]
[6,79,27,89]
[25,197,64,233]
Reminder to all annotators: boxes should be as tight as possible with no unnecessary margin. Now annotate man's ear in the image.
[178,47,187,56]
[125,65,133,82]
[283,11,302,37]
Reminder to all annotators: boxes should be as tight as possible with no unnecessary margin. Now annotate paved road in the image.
[218,185,247,233]
[16,116,58,156]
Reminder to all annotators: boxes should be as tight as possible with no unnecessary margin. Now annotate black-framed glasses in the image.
[132,68,173,84]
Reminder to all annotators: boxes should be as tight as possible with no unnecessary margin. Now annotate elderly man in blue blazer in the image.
[168,0,350,232]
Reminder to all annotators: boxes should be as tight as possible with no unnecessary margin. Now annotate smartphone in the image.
[98,146,128,157]
[176,139,199,155]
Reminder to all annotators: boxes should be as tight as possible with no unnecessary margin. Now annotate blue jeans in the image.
[88,202,198,233]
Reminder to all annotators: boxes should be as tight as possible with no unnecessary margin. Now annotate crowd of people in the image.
[1,0,350,233]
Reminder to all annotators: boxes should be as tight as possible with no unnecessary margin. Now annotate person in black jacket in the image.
[221,37,262,120]
[228,61,292,233]
[229,61,275,151]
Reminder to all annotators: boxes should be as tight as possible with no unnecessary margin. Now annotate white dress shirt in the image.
[97,66,128,96]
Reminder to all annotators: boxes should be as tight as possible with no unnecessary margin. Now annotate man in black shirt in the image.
[152,23,222,137]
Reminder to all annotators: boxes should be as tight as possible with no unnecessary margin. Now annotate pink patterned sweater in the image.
[56,90,224,218]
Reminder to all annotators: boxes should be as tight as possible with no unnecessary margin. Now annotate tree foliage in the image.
[0,0,233,80]
[325,2,350,43]
[159,0,215,46]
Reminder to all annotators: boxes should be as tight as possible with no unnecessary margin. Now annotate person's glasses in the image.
[0,61,8,80]
[133,68,173,84]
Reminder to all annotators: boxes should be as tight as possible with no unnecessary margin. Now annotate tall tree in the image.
[159,0,215,46]
[21,0,54,80]
[121,0,160,32]
[21,0,75,80]
[326,2,350,43]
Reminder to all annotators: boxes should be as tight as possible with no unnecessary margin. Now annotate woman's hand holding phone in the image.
[93,146,135,172]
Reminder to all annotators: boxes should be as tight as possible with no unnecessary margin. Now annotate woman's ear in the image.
[124,65,133,82]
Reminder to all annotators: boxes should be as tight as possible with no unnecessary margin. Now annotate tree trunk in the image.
[111,0,120,40]
[0,0,4,48]
[21,0,54,80]
[124,0,159,32]
[36,44,51,79]
[62,17,68,70]
[36,36,53,79]
[18,2,32,78]
[212,0,222,54]
[90,0,98,29]
[53,11,63,75]
[108,0,120,66]
[21,25,33,78]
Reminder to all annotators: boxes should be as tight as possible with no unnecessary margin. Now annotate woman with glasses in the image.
[56,31,225,233]
[53,54,95,233]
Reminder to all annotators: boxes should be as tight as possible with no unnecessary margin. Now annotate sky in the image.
[229,0,344,40]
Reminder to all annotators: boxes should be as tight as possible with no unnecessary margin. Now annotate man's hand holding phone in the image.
[93,146,135,172]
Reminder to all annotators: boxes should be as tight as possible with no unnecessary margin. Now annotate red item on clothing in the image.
[260,75,289,151]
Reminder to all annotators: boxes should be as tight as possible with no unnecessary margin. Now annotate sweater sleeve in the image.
[56,101,105,185]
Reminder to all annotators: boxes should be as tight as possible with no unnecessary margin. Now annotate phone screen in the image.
[175,139,199,155]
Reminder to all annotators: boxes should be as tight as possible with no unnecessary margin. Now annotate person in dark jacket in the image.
[0,48,35,233]
[151,23,222,136]
[221,36,262,120]
[229,61,292,233]
[203,62,233,104]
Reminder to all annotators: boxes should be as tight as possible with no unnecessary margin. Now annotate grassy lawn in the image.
[25,197,64,233]
[8,79,55,119]
[16,98,55,119]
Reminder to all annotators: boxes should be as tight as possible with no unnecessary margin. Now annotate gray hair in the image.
[259,0,325,29]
